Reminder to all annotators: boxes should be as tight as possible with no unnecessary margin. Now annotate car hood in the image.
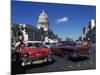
[22,47,49,53]
[64,45,88,50]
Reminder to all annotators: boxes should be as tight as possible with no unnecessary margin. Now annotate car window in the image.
[35,43,42,47]
[56,42,65,46]
[52,43,56,46]
[25,43,35,48]
[45,43,51,45]
[25,43,46,48]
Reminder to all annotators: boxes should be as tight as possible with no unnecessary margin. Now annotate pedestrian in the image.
[13,40,24,61]
[15,40,24,52]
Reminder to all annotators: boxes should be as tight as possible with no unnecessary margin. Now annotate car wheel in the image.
[12,52,19,61]
[63,53,69,60]
[47,55,52,62]
[47,58,52,62]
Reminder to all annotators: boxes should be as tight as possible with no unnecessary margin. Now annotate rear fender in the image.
[60,48,75,54]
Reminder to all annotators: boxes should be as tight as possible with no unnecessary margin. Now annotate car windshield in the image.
[45,43,51,45]
[25,43,44,48]
[65,41,76,45]
[45,42,56,46]
[56,41,76,46]
[56,41,65,46]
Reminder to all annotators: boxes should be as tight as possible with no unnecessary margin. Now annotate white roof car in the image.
[24,41,42,44]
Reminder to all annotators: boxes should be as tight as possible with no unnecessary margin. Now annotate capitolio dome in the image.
[38,10,48,23]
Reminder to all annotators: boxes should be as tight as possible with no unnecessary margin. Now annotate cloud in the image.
[56,17,68,23]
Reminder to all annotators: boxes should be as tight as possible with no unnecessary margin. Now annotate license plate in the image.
[33,60,43,64]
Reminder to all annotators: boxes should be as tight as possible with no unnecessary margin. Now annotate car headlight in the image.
[23,53,28,58]
[49,51,52,55]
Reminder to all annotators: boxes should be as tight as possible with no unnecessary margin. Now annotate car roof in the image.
[24,41,42,44]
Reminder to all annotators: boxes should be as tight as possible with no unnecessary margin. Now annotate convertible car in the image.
[51,41,90,60]
[14,41,52,66]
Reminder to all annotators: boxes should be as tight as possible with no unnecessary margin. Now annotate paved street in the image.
[11,44,96,75]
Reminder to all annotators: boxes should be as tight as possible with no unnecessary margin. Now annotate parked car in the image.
[43,42,57,48]
[51,41,90,60]
[14,41,52,66]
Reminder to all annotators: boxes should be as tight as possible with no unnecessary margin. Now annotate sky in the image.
[11,1,96,40]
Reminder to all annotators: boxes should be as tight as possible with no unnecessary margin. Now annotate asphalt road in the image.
[11,44,96,75]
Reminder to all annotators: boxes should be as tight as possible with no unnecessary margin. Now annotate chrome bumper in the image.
[21,56,52,66]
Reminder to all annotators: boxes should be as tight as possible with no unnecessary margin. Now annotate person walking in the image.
[15,40,24,52]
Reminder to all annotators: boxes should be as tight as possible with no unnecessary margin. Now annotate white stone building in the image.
[11,10,58,44]
[37,10,58,42]
[37,10,49,31]
[37,10,49,42]
[11,23,42,44]
[82,19,96,43]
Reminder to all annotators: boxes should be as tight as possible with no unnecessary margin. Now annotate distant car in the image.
[14,41,52,66]
[43,42,57,48]
[51,41,90,60]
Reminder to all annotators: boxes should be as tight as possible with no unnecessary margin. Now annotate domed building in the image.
[37,10,49,31]
[37,10,49,42]
[37,10,59,42]
[11,10,58,44]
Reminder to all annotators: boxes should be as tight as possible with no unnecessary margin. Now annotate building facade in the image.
[37,10,49,42]
[82,19,96,43]
[37,10,58,42]
[11,23,42,44]
[11,10,58,44]
[37,10,49,31]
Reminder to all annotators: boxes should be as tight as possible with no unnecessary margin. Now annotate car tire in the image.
[47,58,52,62]
[47,55,52,62]
[63,53,69,60]
[12,52,19,61]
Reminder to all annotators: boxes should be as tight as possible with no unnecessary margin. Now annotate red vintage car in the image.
[15,41,52,66]
[51,41,90,60]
